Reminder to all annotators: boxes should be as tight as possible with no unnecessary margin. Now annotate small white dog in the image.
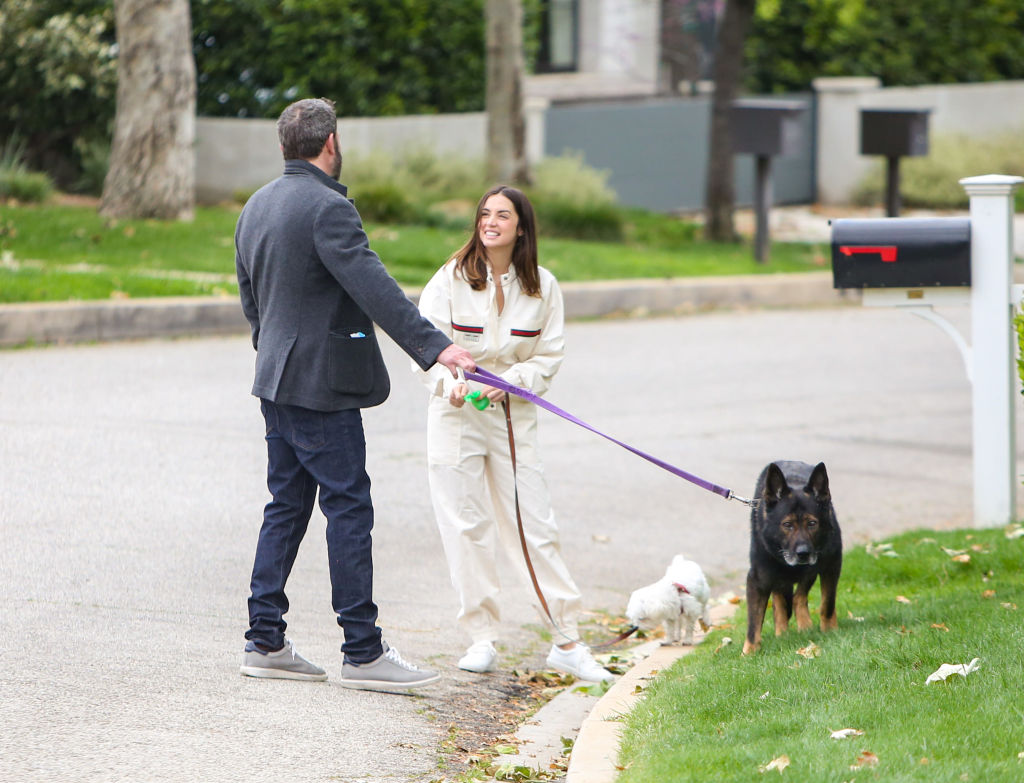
[626,554,712,645]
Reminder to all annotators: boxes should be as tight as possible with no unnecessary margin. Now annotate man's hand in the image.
[437,343,476,376]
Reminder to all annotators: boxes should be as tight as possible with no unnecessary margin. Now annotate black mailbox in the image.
[861,108,930,157]
[831,217,971,289]
[731,99,807,157]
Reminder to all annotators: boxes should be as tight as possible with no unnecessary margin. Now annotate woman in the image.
[414,185,612,681]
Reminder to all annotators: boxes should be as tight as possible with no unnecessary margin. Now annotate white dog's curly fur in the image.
[626,555,712,645]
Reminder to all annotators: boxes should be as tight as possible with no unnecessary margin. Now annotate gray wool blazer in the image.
[235,159,452,411]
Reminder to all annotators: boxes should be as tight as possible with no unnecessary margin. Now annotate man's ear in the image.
[325,132,337,157]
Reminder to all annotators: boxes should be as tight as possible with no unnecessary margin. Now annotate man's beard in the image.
[330,150,342,180]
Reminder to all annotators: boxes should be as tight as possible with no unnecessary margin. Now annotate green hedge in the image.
[192,0,487,119]
[746,0,1024,93]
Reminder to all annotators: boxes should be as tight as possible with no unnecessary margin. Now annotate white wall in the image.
[814,78,1024,204]
[195,79,1024,206]
[195,102,547,202]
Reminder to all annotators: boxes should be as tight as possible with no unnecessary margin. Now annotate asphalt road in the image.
[2,304,1021,782]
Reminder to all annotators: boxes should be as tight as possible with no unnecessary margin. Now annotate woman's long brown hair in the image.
[453,185,541,297]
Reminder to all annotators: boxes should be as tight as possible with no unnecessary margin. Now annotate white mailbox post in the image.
[961,174,1022,527]
[832,174,1022,528]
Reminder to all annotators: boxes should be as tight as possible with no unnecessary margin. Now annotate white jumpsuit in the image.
[415,260,584,644]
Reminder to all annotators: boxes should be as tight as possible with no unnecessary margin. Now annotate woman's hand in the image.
[482,386,506,404]
[448,382,469,408]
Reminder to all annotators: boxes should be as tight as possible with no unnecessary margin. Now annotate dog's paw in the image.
[742,640,760,655]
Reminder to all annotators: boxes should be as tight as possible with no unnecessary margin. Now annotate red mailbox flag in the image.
[839,245,898,262]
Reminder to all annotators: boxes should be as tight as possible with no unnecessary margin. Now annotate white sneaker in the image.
[458,641,497,673]
[546,643,614,682]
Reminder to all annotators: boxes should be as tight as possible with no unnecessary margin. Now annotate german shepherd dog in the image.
[743,461,842,655]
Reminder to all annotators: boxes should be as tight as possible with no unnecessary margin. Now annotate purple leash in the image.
[464,367,755,506]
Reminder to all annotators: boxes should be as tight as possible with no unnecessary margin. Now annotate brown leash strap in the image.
[501,400,637,650]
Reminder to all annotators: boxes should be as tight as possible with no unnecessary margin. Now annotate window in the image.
[536,0,578,73]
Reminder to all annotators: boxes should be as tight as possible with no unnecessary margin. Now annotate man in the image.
[234,97,475,691]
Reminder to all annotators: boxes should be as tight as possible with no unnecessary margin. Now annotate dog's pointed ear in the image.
[762,463,791,505]
[805,462,831,503]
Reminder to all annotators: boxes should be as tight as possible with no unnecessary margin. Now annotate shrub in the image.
[529,152,618,206]
[350,181,420,224]
[852,128,1024,209]
[528,194,625,241]
[0,137,53,203]
[343,147,487,216]
[0,0,116,188]
[621,207,700,248]
[342,147,629,239]
[71,136,109,196]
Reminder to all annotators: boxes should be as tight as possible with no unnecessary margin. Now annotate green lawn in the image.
[616,526,1024,782]
[0,202,829,304]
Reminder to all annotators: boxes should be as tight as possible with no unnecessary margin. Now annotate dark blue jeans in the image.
[245,399,383,663]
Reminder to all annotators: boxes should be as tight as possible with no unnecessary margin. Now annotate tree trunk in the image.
[485,0,530,186]
[100,0,196,220]
[703,0,755,241]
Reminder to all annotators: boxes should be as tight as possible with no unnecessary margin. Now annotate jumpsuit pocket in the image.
[426,398,465,466]
[328,329,376,395]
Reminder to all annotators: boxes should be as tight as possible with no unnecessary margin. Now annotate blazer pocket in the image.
[328,329,376,395]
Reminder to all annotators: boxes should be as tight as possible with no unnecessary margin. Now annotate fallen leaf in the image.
[931,623,950,632]
[715,637,732,654]
[1017,750,1024,762]
[759,755,790,774]
[952,554,971,563]
[925,657,981,684]
[866,542,898,558]
[830,728,864,740]
[982,589,996,598]
[847,611,865,622]
[796,642,821,659]
[851,750,879,769]
[1004,525,1024,539]
[760,690,770,700]
[1002,603,1018,610]
[896,595,912,604]
[942,546,969,557]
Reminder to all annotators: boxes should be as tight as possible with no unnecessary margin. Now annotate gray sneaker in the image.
[239,638,327,681]
[339,641,440,691]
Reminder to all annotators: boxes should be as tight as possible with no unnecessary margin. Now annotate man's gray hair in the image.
[277,98,337,160]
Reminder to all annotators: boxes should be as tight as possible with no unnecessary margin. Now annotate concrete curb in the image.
[0,272,855,347]
[0,296,249,347]
[564,602,738,783]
